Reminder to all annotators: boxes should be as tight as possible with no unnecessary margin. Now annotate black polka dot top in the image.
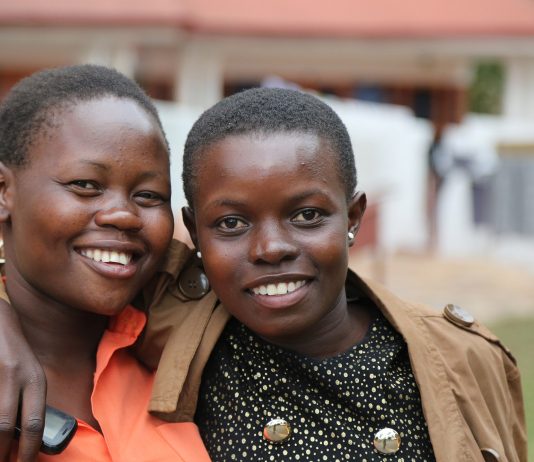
[195,309,436,461]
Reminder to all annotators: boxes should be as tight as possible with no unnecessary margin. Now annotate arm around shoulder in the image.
[0,284,47,462]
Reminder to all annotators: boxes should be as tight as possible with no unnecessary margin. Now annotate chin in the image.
[80,297,131,317]
[252,319,302,341]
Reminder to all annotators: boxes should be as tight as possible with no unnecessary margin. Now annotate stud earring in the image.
[0,238,5,270]
[196,250,202,259]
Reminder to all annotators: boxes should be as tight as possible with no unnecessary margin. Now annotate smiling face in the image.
[185,132,365,346]
[0,96,173,316]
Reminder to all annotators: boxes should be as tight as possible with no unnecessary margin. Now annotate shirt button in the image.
[263,418,291,442]
[373,427,401,454]
[178,266,210,299]
[443,303,475,327]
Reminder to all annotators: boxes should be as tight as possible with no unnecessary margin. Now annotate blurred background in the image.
[1,0,533,453]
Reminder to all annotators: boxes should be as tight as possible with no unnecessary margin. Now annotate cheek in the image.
[307,226,348,264]
[14,200,87,246]
[200,240,242,287]
[144,209,174,257]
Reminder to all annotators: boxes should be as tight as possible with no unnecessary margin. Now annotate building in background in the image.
[2,0,534,120]
[2,0,534,255]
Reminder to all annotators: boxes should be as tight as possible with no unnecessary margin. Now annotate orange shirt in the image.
[13,306,211,462]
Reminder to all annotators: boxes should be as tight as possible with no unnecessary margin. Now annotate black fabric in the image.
[196,303,435,462]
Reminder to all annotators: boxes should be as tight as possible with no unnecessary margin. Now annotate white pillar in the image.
[109,47,137,78]
[175,40,224,109]
[503,58,534,119]
[80,44,137,78]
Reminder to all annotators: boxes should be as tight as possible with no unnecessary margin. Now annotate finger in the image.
[0,377,19,461]
[16,376,46,462]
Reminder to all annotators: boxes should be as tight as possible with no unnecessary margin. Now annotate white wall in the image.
[503,58,534,120]
[325,98,432,252]
[154,101,203,213]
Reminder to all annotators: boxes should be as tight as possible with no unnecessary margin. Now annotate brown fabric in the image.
[0,278,8,302]
[353,272,526,462]
[138,240,527,462]
[134,240,230,418]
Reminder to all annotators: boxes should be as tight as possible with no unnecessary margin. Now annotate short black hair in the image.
[183,87,356,207]
[0,64,167,167]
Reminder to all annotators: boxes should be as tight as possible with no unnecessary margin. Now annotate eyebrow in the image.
[205,198,247,209]
[78,160,166,182]
[289,188,331,202]
[80,160,109,171]
[203,189,331,211]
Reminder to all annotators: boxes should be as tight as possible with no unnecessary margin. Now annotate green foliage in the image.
[468,62,504,114]
[490,317,534,460]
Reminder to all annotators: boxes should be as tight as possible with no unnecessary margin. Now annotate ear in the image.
[347,191,367,247]
[0,162,15,223]
[181,206,199,249]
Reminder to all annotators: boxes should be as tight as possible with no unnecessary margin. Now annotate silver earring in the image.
[348,231,355,241]
[196,250,202,259]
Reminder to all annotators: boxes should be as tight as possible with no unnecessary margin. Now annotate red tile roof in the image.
[2,0,534,37]
[0,0,187,27]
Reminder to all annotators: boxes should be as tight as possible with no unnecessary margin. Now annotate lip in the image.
[74,240,146,280]
[75,240,146,256]
[244,273,313,289]
[245,273,313,310]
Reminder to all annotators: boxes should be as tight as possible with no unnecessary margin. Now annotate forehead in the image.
[51,97,159,143]
[204,130,337,168]
[22,97,169,174]
[27,97,167,164]
[194,132,345,206]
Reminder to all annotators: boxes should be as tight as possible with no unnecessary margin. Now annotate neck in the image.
[5,261,108,369]
[261,294,372,358]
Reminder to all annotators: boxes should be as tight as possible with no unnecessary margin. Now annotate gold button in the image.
[373,427,401,454]
[263,418,291,443]
[443,303,475,327]
[178,266,210,299]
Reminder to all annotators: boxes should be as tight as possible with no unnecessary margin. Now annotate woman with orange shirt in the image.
[0,65,210,461]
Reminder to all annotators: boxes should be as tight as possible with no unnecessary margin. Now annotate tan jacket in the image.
[135,241,527,462]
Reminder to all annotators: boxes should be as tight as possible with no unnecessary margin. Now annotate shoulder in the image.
[349,271,526,458]
[350,270,517,367]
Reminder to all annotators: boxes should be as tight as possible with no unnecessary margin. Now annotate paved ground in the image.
[349,250,534,324]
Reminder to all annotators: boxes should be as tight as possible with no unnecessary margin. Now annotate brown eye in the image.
[67,180,101,196]
[70,180,98,190]
[134,191,168,207]
[292,209,321,222]
[218,217,247,230]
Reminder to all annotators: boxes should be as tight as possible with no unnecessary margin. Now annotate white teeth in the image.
[251,280,306,296]
[267,284,277,295]
[82,249,93,259]
[79,248,133,265]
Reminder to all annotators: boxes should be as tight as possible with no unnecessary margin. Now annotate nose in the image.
[249,222,299,265]
[94,204,143,233]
